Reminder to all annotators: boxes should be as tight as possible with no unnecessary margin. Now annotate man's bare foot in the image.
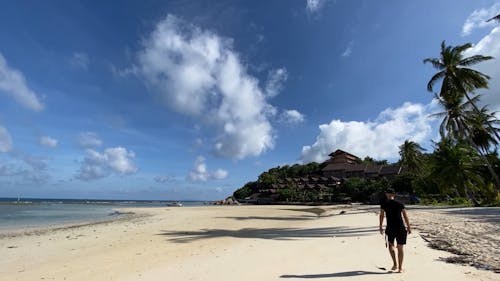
[397,268,404,273]
[391,265,397,271]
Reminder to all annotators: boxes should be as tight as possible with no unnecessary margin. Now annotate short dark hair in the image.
[385,188,395,194]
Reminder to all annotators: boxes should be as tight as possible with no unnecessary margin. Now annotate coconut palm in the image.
[431,93,500,189]
[429,139,483,204]
[467,105,500,154]
[399,140,425,174]
[424,41,498,140]
[431,94,477,140]
[424,41,493,100]
[424,41,499,190]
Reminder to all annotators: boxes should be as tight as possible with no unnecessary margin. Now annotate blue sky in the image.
[0,0,499,200]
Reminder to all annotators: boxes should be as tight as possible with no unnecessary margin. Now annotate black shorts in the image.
[386,228,407,245]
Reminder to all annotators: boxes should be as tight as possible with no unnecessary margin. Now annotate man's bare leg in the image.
[388,243,397,270]
[397,245,404,272]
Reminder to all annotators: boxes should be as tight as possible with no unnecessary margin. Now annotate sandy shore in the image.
[0,205,498,281]
[411,206,500,271]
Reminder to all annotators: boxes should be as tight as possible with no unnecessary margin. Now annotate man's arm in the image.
[402,209,411,234]
[379,209,385,235]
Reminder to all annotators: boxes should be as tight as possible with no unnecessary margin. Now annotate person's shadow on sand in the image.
[280,270,391,278]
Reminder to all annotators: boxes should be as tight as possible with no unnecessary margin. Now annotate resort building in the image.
[322,149,402,179]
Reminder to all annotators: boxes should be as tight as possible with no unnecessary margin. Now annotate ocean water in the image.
[0,198,209,231]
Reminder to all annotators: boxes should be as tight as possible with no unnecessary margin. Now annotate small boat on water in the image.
[167,201,183,207]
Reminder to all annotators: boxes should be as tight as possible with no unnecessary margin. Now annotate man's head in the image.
[385,188,396,199]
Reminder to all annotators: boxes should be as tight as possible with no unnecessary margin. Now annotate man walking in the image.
[379,188,411,273]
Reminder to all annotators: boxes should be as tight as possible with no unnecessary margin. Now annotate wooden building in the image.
[322,149,402,179]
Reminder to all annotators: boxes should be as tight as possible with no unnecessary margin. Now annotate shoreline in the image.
[0,210,146,239]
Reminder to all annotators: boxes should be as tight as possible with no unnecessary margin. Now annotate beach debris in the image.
[7,246,17,248]
[339,210,346,215]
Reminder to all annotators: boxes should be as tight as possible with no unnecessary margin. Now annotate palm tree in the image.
[467,105,500,154]
[429,139,483,205]
[399,140,425,174]
[424,41,493,101]
[431,93,500,189]
[424,41,499,189]
[431,93,475,140]
[424,41,498,140]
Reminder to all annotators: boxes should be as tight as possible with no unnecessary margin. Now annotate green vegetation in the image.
[233,41,500,207]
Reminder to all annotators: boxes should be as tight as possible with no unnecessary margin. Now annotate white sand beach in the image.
[0,205,498,281]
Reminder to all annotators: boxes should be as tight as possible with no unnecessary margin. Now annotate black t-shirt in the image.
[381,199,405,231]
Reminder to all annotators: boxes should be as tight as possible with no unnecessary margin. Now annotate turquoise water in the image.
[0,198,208,231]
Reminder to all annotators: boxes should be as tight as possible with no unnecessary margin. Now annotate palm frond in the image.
[459,55,494,66]
[426,71,445,92]
[423,58,444,69]
[454,43,473,54]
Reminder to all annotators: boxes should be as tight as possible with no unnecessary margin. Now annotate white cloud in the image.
[76,147,137,180]
[341,41,353,57]
[300,102,435,163]
[463,26,500,112]
[0,152,50,184]
[306,0,328,13]
[188,156,228,182]
[70,52,90,70]
[265,68,288,98]
[462,3,500,36]
[0,126,12,153]
[279,109,305,124]
[137,15,276,160]
[39,136,58,148]
[77,132,102,148]
[105,147,137,174]
[0,53,43,111]
[212,169,229,180]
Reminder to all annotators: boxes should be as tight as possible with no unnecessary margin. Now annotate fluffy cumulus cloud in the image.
[138,15,277,160]
[306,0,328,13]
[0,53,43,111]
[76,147,137,180]
[301,102,435,163]
[265,68,288,98]
[463,26,500,112]
[39,136,58,148]
[0,126,12,153]
[188,156,228,182]
[279,109,305,124]
[462,3,500,36]
[77,132,102,148]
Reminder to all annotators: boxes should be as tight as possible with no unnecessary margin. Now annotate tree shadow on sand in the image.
[281,270,391,278]
[158,226,377,243]
[439,207,500,224]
